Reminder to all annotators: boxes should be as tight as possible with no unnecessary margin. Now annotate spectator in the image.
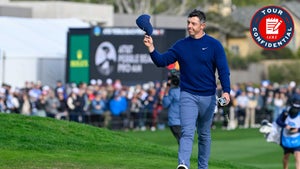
[0,95,6,113]
[143,87,157,131]
[155,88,166,130]
[153,89,164,130]
[265,91,275,122]
[105,78,115,99]
[5,87,20,114]
[254,88,265,124]
[90,91,106,114]
[76,88,88,123]
[137,87,148,130]
[286,81,297,104]
[56,88,69,120]
[236,91,249,128]
[35,92,47,117]
[129,93,142,130]
[89,91,106,126]
[67,88,80,122]
[20,92,31,116]
[54,80,66,98]
[78,82,90,117]
[227,91,238,130]
[28,81,42,100]
[86,85,95,103]
[245,89,258,128]
[273,92,287,123]
[99,88,112,128]
[109,90,127,130]
[162,71,181,144]
[45,89,60,118]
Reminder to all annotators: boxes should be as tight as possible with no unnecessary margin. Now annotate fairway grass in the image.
[124,124,294,169]
[0,113,290,169]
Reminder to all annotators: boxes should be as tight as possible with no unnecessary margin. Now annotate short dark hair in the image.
[188,9,206,23]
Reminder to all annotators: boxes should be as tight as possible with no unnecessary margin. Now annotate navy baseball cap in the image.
[292,94,300,108]
[136,14,153,36]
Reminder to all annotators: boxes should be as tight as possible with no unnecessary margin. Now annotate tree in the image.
[268,61,300,84]
[261,47,295,60]
[87,0,206,15]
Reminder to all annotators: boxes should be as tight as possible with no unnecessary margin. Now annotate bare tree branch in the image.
[115,0,124,13]
[178,0,188,15]
[121,0,133,14]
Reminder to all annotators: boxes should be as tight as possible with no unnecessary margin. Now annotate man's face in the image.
[187,16,205,38]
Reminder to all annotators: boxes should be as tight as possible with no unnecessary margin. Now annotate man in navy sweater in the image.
[143,9,231,169]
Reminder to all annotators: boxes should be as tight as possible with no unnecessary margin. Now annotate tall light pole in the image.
[0,49,3,85]
[153,0,157,28]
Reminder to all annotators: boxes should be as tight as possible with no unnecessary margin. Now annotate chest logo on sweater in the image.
[250,5,294,50]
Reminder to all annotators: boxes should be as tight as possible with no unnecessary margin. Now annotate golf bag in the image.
[259,119,281,144]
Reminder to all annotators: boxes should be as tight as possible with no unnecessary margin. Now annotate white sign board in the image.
[0,49,3,86]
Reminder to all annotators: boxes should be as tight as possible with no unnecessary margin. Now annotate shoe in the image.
[176,164,188,169]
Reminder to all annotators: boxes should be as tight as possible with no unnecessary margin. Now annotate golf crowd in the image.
[0,78,299,131]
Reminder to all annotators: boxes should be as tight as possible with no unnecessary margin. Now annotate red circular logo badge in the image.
[250,6,294,50]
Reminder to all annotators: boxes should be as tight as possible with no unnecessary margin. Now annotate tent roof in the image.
[0,17,90,58]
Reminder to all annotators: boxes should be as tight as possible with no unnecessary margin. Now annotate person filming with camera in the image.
[163,69,181,145]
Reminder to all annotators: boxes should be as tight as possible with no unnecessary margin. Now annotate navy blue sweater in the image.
[150,34,231,96]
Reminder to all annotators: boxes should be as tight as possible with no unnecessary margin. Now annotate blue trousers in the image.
[178,91,216,169]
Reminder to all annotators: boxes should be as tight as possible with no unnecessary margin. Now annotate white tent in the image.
[0,17,90,88]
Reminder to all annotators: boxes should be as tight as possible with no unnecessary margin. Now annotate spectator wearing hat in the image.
[105,78,115,100]
[35,91,47,117]
[56,89,69,120]
[54,80,67,99]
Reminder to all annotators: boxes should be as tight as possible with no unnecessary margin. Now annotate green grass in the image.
[123,125,293,169]
[0,113,293,169]
[210,129,285,169]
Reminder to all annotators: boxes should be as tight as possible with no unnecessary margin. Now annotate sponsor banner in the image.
[89,27,185,85]
[68,34,90,84]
